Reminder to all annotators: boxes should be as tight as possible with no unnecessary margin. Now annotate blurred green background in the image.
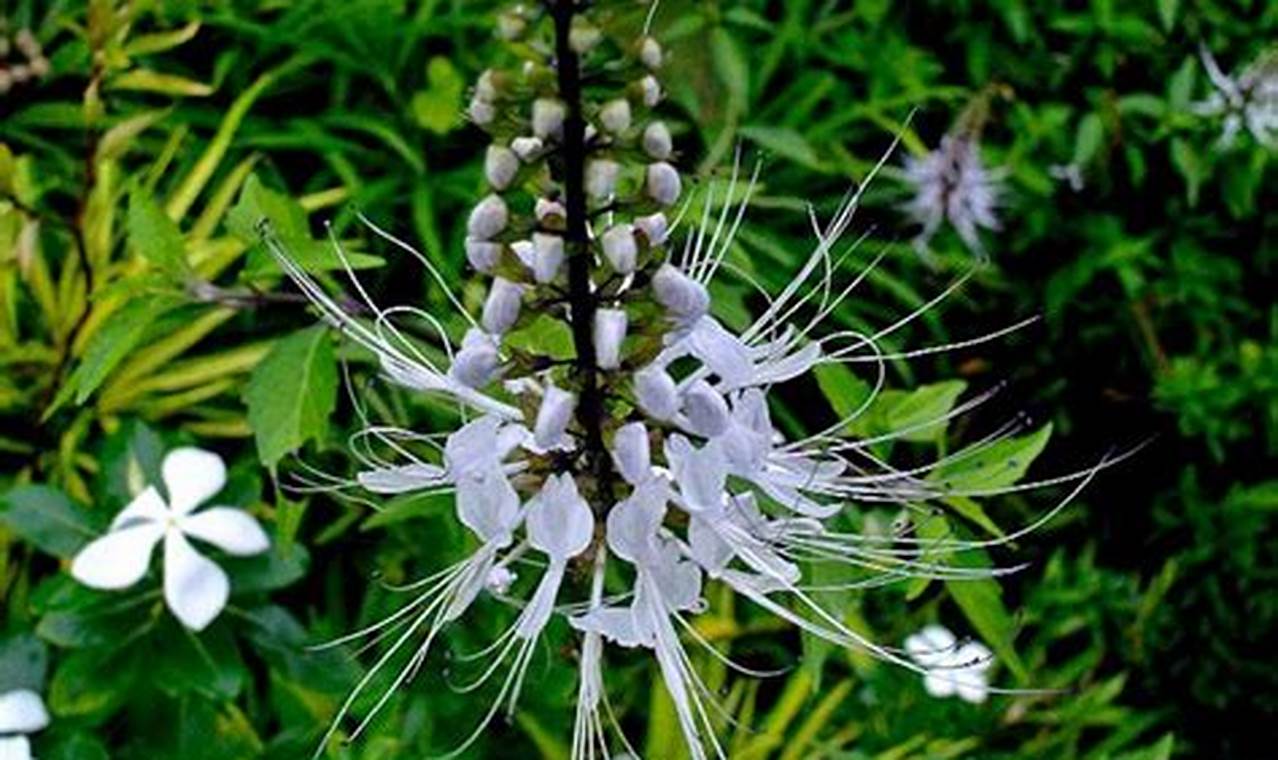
[1,0,1275,758]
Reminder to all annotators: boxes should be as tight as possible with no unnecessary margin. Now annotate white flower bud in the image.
[485,145,520,190]
[536,198,566,225]
[586,160,621,199]
[682,379,730,438]
[475,69,498,102]
[532,233,564,283]
[451,328,501,388]
[612,421,651,485]
[600,99,632,134]
[643,121,673,160]
[640,37,663,69]
[601,224,638,274]
[510,240,535,268]
[534,384,576,449]
[532,98,567,140]
[486,565,517,595]
[639,75,662,107]
[635,212,668,246]
[635,364,678,420]
[497,10,527,41]
[465,238,502,272]
[469,97,496,126]
[511,136,544,161]
[593,308,628,370]
[570,20,602,54]
[482,278,524,334]
[646,162,682,206]
[652,264,710,320]
[584,123,599,144]
[467,194,509,240]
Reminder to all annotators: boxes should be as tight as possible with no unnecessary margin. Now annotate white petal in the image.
[687,515,733,573]
[181,508,270,556]
[525,474,594,560]
[533,385,576,449]
[688,318,753,387]
[0,690,49,734]
[455,470,521,546]
[680,380,730,438]
[162,447,226,515]
[569,607,647,648]
[906,625,957,667]
[109,485,168,531]
[444,416,505,478]
[0,736,33,760]
[70,523,163,590]
[923,670,957,698]
[357,463,447,493]
[163,531,229,631]
[611,421,651,485]
[634,364,679,420]
[955,673,989,704]
[605,479,667,563]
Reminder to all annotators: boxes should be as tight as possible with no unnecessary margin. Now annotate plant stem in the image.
[552,0,614,508]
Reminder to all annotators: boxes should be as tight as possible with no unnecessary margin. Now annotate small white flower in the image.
[450,328,502,388]
[532,98,567,140]
[600,99,632,134]
[468,97,496,126]
[0,688,48,759]
[634,212,668,246]
[531,232,565,283]
[646,162,682,206]
[902,134,1004,255]
[496,10,527,41]
[569,20,602,54]
[534,384,577,449]
[643,121,673,160]
[467,194,509,241]
[586,159,621,199]
[1194,46,1278,149]
[485,565,517,595]
[905,625,995,704]
[601,224,638,274]
[482,277,524,334]
[511,136,544,161]
[465,238,502,273]
[485,145,520,190]
[474,69,498,102]
[70,448,270,631]
[593,308,628,370]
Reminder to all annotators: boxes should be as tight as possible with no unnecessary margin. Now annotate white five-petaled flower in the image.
[1194,46,1278,149]
[902,133,1005,255]
[0,690,48,760]
[905,624,995,704]
[70,448,270,631]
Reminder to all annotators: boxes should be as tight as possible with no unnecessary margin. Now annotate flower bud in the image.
[532,98,567,140]
[510,240,535,268]
[601,224,638,274]
[646,162,682,206]
[643,122,673,160]
[570,18,602,54]
[635,364,679,420]
[496,10,527,41]
[652,264,710,320]
[0,71,12,95]
[534,384,576,449]
[612,421,651,485]
[586,159,621,199]
[467,194,509,240]
[469,96,496,126]
[485,145,520,190]
[639,75,662,107]
[9,65,31,84]
[451,328,501,388]
[28,57,49,78]
[600,99,632,134]
[15,30,40,58]
[532,232,564,283]
[635,212,668,246]
[511,136,544,161]
[482,277,524,334]
[593,308,628,370]
[475,69,498,101]
[536,198,567,228]
[640,37,664,69]
[486,565,517,595]
[682,379,730,437]
[465,238,502,272]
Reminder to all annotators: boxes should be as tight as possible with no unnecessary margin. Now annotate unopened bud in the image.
[652,264,710,320]
[534,384,576,449]
[482,277,524,334]
[593,308,628,370]
[510,239,535,268]
[467,194,509,240]
[601,224,638,274]
[496,10,527,41]
[531,233,564,283]
[532,98,567,140]
[465,238,502,272]
[486,565,517,595]
[9,65,30,84]
[643,122,673,160]
[640,37,663,69]
[612,421,651,485]
[600,99,632,134]
[570,19,602,54]
[485,145,520,190]
[536,198,567,227]
[28,57,48,78]
[469,97,496,126]
[635,212,668,246]
[639,75,662,107]
[635,364,679,420]
[646,162,682,206]
[682,379,730,437]
[475,69,498,101]
[511,136,544,161]
[586,159,620,199]
[15,30,40,58]
[451,329,501,388]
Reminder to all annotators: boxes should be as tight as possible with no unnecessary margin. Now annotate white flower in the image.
[481,277,524,334]
[511,136,544,161]
[643,122,673,160]
[639,37,663,70]
[634,363,679,421]
[464,238,502,273]
[611,421,651,485]
[531,233,565,283]
[532,98,567,140]
[534,384,577,449]
[905,625,995,704]
[0,689,47,759]
[485,145,520,190]
[600,99,632,134]
[639,75,662,107]
[1194,46,1278,149]
[600,224,638,274]
[651,264,709,321]
[634,212,668,246]
[593,308,628,370]
[586,159,621,199]
[70,448,269,631]
[902,133,1004,255]
[646,162,682,206]
[450,328,502,388]
[467,194,509,241]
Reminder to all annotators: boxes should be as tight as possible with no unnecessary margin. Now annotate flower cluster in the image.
[70,448,270,631]
[1194,46,1278,150]
[264,3,1096,758]
[0,22,50,96]
[0,689,47,760]
[902,129,1005,256]
[904,624,995,704]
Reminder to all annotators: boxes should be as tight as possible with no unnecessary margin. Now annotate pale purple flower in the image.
[902,133,1005,255]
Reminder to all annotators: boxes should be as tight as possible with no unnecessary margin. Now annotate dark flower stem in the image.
[552,0,615,508]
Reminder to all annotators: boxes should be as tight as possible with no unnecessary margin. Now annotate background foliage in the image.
[1,0,1274,757]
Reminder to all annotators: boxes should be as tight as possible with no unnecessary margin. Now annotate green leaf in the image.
[49,647,138,717]
[154,622,247,701]
[410,56,465,135]
[223,542,310,593]
[815,362,874,420]
[226,174,309,243]
[739,125,824,171]
[240,238,384,278]
[850,381,968,443]
[0,486,98,558]
[1156,0,1179,32]
[52,295,181,409]
[928,424,1052,493]
[42,731,111,760]
[361,490,452,531]
[505,314,577,361]
[0,633,48,691]
[128,187,188,278]
[244,326,338,471]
